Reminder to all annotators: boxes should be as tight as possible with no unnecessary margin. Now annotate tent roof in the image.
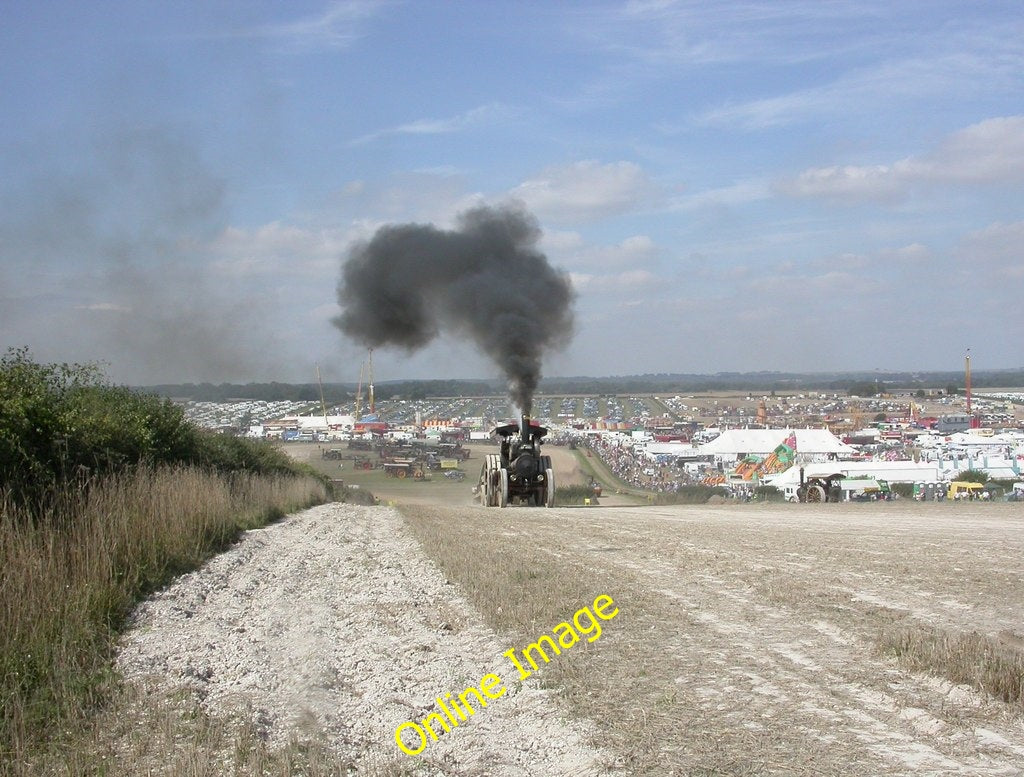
[945,432,1013,446]
[982,467,1019,479]
[297,414,355,429]
[697,428,854,456]
[646,442,702,457]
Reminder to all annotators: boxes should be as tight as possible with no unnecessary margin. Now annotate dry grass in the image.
[11,678,422,777]
[27,680,417,777]
[399,503,1024,775]
[0,465,327,776]
[751,571,1024,710]
[877,624,1024,707]
[398,506,825,775]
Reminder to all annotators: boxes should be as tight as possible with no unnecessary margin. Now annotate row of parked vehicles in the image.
[783,469,1022,502]
[320,436,472,480]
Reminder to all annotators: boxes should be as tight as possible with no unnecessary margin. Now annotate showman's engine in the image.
[477,414,554,507]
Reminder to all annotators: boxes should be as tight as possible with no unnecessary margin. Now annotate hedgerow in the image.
[1,348,307,516]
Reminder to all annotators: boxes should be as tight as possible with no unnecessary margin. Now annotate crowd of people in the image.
[568,434,705,493]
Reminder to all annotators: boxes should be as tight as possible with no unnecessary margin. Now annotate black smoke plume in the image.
[333,203,574,413]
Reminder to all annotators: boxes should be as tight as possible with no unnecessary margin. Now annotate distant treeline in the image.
[540,370,1024,395]
[144,380,353,404]
[140,369,1024,402]
[140,378,499,404]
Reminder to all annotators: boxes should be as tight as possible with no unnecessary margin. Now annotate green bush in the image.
[891,482,916,499]
[954,469,989,484]
[753,485,785,502]
[192,432,304,477]
[650,485,731,505]
[555,484,600,504]
[0,348,310,515]
[0,350,334,771]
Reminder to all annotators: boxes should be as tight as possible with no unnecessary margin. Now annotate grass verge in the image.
[567,447,730,504]
[26,680,415,777]
[554,484,601,504]
[566,448,647,503]
[1,465,327,774]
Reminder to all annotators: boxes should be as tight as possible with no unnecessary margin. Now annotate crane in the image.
[368,348,375,416]
[353,360,365,420]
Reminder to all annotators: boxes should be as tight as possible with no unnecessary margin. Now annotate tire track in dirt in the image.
[466,504,1024,775]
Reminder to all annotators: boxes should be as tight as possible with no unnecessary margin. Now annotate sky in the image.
[1,0,1022,385]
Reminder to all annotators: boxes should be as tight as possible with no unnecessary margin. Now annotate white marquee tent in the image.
[697,428,855,460]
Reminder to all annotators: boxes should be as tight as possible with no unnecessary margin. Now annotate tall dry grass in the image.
[0,465,326,772]
[877,624,1024,708]
[38,681,411,777]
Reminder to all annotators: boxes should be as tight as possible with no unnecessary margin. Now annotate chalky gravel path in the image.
[117,503,610,775]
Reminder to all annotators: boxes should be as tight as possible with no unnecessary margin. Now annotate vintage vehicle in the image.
[794,467,844,503]
[477,415,554,507]
[382,459,424,479]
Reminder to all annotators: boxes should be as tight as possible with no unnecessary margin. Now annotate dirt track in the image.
[117,504,613,775]
[118,501,1024,775]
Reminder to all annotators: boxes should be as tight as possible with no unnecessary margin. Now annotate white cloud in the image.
[76,302,131,313]
[587,235,657,269]
[620,235,655,254]
[598,1,885,69]
[510,160,654,223]
[896,116,1024,183]
[780,164,901,201]
[669,178,771,210]
[558,4,1015,118]
[243,1,386,50]
[540,230,585,253]
[957,220,1024,279]
[545,232,658,274]
[207,222,354,277]
[698,90,825,130]
[349,103,514,146]
[878,243,931,264]
[569,268,658,292]
[328,171,483,225]
[781,116,1024,201]
[696,45,1024,130]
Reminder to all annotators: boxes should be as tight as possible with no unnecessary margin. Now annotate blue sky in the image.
[2,1,1022,384]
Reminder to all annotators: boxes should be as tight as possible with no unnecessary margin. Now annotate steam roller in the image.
[478,415,555,507]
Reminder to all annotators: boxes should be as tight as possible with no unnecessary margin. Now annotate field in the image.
[112,485,1024,775]
[397,502,1024,774]
[285,440,615,506]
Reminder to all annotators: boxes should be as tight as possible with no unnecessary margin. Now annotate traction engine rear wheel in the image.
[498,468,509,508]
[805,484,825,502]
